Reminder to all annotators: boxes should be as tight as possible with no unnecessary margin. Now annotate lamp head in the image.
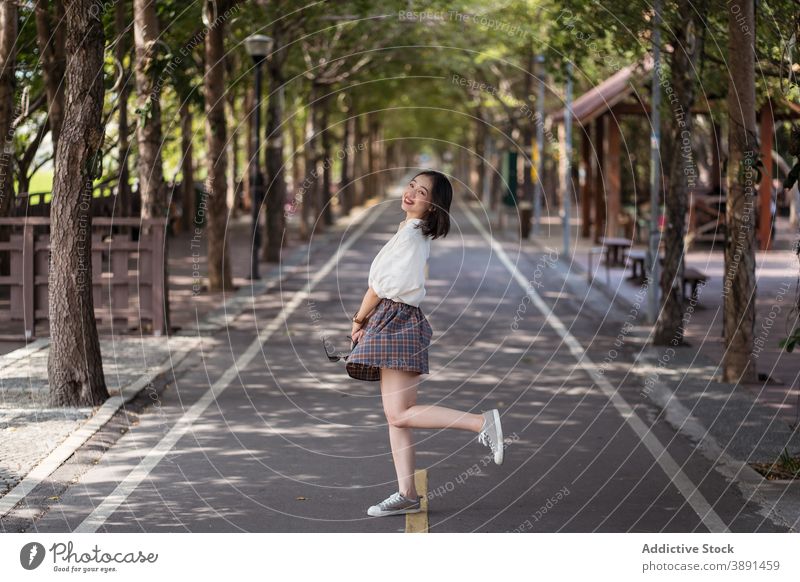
[244,34,274,62]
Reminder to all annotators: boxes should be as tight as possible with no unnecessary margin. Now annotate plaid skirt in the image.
[346,298,433,382]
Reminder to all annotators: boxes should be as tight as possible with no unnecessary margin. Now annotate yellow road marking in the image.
[405,469,428,533]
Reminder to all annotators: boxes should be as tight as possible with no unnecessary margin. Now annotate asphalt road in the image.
[4,193,789,533]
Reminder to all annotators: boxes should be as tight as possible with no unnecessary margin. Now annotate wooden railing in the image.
[0,218,167,339]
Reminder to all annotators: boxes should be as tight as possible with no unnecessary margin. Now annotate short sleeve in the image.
[369,227,427,302]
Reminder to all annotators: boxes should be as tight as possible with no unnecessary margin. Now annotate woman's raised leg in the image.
[380,368,485,433]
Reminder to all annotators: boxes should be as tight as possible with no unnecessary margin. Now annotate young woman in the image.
[345,170,504,518]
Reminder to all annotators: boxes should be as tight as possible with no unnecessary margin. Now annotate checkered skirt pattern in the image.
[346,298,433,382]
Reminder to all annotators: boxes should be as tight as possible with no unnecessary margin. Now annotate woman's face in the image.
[401,174,434,219]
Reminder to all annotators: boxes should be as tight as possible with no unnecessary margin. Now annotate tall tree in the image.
[319,91,333,226]
[114,0,133,217]
[204,0,232,291]
[298,9,383,235]
[722,0,758,382]
[179,100,195,232]
[34,0,65,151]
[47,0,108,406]
[653,0,708,346]
[133,0,169,331]
[0,0,17,217]
[338,102,353,216]
[225,52,240,219]
[263,21,291,263]
[133,0,166,221]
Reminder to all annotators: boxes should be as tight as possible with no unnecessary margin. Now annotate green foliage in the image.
[7,0,800,210]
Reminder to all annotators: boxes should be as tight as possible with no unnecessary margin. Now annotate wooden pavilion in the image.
[551,58,793,251]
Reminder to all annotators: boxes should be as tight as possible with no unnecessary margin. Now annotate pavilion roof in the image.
[551,57,654,126]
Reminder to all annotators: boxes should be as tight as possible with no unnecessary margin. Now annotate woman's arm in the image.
[355,286,381,323]
[351,286,381,343]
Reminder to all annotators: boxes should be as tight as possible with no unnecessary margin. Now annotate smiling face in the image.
[401,174,434,219]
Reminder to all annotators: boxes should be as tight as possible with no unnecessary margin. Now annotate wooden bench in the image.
[657,265,708,303]
[626,248,648,279]
[682,268,708,303]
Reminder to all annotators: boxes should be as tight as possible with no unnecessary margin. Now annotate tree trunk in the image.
[653,0,706,346]
[47,0,108,407]
[242,84,254,212]
[0,0,17,218]
[339,113,352,215]
[367,112,379,201]
[353,114,364,207]
[263,59,287,263]
[179,101,194,232]
[204,0,232,291]
[490,144,503,212]
[302,85,320,240]
[133,0,166,220]
[521,50,535,208]
[474,108,486,206]
[114,0,132,218]
[320,92,333,226]
[288,108,301,222]
[133,0,169,331]
[34,0,66,151]
[722,0,758,382]
[225,72,239,218]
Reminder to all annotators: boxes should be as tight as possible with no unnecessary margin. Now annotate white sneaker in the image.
[367,491,421,517]
[478,409,504,465]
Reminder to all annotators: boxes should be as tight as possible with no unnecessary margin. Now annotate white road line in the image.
[74,204,386,533]
[460,203,730,533]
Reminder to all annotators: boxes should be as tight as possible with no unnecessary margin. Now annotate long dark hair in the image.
[412,170,452,240]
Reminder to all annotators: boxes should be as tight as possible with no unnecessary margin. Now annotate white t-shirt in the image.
[368,217,431,307]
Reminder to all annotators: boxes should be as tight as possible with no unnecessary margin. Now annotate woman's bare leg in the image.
[380,368,487,497]
[380,370,418,498]
[381,368,485,433]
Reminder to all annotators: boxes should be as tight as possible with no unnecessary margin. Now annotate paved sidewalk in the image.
[488,202,800,528]
[0,197,381,507]
[0,336,197,497]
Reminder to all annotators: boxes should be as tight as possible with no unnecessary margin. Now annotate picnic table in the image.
[626,248,665,280]
[625,248,709,303]
[599,237,632,267]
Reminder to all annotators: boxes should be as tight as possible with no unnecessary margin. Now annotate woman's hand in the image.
[351,320,366,345]
[350,304,375,345]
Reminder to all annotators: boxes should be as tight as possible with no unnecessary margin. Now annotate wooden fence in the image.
[0,218,167,339]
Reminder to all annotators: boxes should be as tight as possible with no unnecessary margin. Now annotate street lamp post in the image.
[244,34,273,280]
[562,61,573,258]
[648,0,662,324]
[533,54,545,237]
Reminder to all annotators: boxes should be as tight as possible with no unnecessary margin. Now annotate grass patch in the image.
[749,448,800,480]
[15,169,120,206]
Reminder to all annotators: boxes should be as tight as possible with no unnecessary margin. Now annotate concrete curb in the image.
[0,338,50,370]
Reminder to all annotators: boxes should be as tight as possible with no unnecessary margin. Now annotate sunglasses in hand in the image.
[322,334,358,362]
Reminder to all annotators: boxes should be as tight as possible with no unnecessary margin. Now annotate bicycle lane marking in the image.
[460,203,730,534]
[73,204,387,533]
